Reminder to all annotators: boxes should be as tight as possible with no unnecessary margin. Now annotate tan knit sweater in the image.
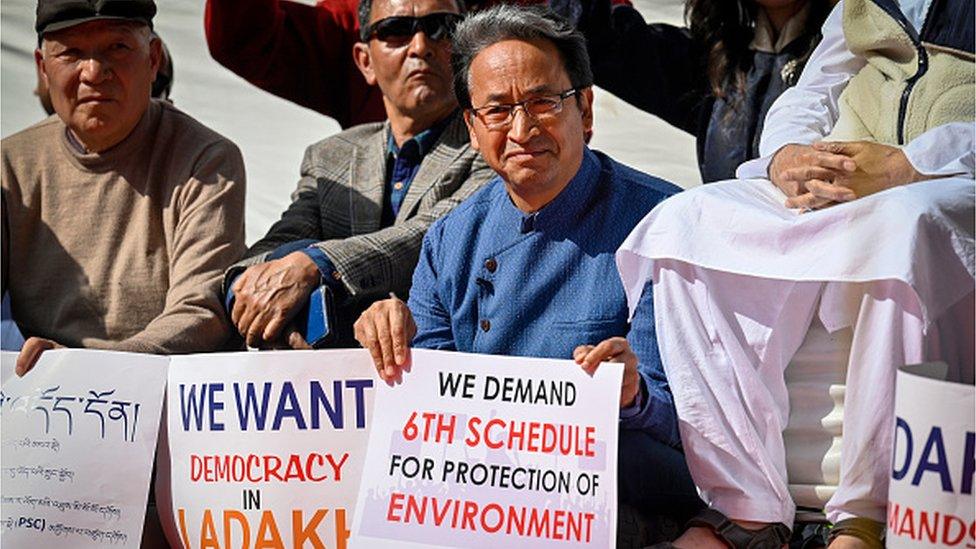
[1,100,246,353]
[828,0,975,144]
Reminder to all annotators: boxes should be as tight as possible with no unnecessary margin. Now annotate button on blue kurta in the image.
[408,147,684,446]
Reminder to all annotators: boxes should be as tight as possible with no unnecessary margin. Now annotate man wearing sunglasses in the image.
[224,0,494,349]
[355,5,702,545]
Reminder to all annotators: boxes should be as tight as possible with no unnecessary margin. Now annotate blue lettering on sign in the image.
[912,426,952,492]
[893,417,912,481]
[892,415,975,496]
[208,384,225,431]
[310,381,344,429]
[179,383,206,431]
[272,382,307,430]
[346,379,372,429]
[178,379,374,432]
[963,431,974,495]
[233,382,272,430]
[179,383,224,431]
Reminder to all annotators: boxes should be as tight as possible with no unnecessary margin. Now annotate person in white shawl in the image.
[618,1,974,548]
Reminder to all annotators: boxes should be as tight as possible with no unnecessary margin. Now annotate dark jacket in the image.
[560,0,825,182]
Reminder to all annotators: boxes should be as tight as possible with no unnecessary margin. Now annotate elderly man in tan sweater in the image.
[1,0,246,375]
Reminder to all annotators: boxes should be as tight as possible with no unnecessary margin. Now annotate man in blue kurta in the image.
[354,4,703,535]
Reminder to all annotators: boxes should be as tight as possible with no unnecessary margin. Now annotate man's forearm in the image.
[84,302,234,355]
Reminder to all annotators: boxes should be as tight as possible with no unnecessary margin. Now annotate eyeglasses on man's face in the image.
[469,88,580,130]
[362,13,461,44]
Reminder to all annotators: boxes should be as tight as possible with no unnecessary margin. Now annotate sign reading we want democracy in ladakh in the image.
[352,349,623,549]
[157,350,376,549]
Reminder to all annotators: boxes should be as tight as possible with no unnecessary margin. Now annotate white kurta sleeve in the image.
[902,122,976,178]
[736,1,866,179]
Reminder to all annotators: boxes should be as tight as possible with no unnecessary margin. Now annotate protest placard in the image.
[0,349,168,548]
[887,363,974,548]
[157,350,377,549]
[351,349,623,549]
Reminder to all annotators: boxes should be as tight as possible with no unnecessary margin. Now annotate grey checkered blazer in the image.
[228,112,494,305]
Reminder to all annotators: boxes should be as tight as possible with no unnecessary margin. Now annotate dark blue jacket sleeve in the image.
[407,222,456,350]
[224,238,341,313]
[619,279,682,448]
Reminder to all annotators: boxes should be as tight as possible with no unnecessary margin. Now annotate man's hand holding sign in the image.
[574,338,641,409]
[355,296,417,383]
[357,299,639,410]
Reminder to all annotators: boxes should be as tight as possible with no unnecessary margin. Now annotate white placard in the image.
[158,350,377,549]
[351,349,623,549]
[888,363,975,547]
[0,349,168,548]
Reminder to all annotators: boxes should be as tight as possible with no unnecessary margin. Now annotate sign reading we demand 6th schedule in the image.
[351,349,623,549]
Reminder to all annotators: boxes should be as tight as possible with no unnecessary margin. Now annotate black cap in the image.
[36,0,156,36]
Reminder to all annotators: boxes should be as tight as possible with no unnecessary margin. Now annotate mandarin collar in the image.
[524,147,599,233]
[497,147,601,235]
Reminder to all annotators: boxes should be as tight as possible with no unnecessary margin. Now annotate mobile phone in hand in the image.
[297,285,337,348]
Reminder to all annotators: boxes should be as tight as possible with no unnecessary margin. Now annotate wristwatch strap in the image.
[827,517,885,548]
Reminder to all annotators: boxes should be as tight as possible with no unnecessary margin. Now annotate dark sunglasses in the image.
[361,12,461,43]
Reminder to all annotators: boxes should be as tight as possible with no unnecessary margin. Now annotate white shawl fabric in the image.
[615,177,974,523]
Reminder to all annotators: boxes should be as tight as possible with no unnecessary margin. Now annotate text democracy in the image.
[189,452,349,483]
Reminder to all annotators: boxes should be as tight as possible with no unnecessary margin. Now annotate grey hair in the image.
[358,0,374,41]
[451,4,592,109]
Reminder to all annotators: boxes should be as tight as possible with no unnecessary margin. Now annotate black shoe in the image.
[618,504,683,548]
[618,503,651,549]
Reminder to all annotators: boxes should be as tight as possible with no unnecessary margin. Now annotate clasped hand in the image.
[769,141,927,210]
